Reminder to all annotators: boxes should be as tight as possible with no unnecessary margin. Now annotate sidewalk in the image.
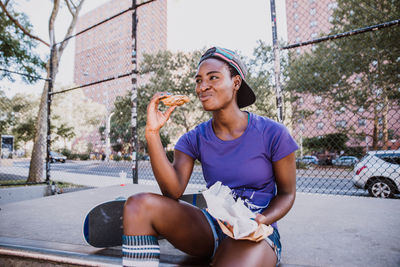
[0,184,399,266]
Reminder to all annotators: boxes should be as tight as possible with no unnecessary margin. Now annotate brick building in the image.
[73,0,167,153]
[285,0,400,156]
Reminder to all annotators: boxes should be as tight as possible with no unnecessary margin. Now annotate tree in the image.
[303,133,349,153]
[285,0,400,150]
[53,123,75,149]
[0,0,45,82]
[1,0,86,182]
[0,91,39,152]
[246,40,290,122]
[50,88,106,153]
[137,50,211,147]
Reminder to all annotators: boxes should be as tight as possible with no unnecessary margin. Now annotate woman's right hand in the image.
[145,92,176,134]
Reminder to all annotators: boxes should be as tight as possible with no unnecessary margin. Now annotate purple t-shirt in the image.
[175,113,298,225]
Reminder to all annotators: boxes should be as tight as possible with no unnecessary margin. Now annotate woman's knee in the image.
[123,192,160,220]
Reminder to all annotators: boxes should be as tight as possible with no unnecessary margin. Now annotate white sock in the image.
[122,235,160,267]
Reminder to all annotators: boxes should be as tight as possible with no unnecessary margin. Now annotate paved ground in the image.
[0,184,399,266]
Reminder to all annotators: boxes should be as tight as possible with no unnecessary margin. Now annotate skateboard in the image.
[83,193,206,248]
[83,198,126,248]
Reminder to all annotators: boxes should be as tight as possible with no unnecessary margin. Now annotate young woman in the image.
[122,47,298,267]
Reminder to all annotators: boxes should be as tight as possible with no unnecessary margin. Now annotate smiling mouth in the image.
[199,94,212,102]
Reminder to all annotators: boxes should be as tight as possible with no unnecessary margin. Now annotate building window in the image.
[296,48,301,55]
[335,106,346,114]
[315,96,322,103]
[293,1,298,8]
[295,25,299,32]
[310,20,317,27]
[358,107,365,113]
[296,37,301,43]
[336,120,347,128]
[317,122,324,129]
[294,13,298,20]
[311,32,318,38]
[328,2,338,10]
[310,8,316,16]
[316,109,323,116]
[328,16,334,22]
[358,119,366,126]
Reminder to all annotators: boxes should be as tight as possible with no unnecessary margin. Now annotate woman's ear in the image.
[233,75,242,91]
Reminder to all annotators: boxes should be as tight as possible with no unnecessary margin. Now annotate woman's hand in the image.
[146,92,176,134]
[254,213,268,225]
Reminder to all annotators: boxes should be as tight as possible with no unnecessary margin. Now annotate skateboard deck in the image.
[83,193,206,248]
[83,198,126,248]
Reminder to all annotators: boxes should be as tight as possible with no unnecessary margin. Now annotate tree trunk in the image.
[382,93,389,150]
[26,0,84,182]
[27,79,49,182]
[372,102,379,151]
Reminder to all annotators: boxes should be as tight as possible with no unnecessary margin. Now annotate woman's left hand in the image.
[254,213,267,225]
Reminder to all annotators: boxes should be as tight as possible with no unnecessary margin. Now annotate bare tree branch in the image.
[0,0,50,47]
[58,0,85,55]
[48,0,60,46]
[64,0,74,16]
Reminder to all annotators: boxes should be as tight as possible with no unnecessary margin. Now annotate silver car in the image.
[353,150,400,198]
[333,156,359,166]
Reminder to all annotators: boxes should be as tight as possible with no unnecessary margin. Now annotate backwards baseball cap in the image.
[198,47,256,108]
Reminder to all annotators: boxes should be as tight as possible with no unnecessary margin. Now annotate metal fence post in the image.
[46,44,55,183]
[269,0,283,123]
[131,0,139,184]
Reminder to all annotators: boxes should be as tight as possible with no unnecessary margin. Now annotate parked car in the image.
[49,151,67,163]
[333,156,359,166]
[297,155,319,165]
[353,150,400,198]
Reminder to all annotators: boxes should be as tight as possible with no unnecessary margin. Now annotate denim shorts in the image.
[201,209,282,265]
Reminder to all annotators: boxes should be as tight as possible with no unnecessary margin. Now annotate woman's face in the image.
[194,58,241,111]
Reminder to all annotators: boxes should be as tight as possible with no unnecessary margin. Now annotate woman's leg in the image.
[212,238,277,267]
[123,192,214,257]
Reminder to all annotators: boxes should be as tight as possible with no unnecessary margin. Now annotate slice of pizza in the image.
[160,95,190,106]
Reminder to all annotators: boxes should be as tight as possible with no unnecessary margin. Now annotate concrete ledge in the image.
[0,185,50,205]
[0,236,210,267]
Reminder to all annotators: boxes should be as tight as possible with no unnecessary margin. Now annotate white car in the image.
[49,151,67,163]
[353,150,400,198]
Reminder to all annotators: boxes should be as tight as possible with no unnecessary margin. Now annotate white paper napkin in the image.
[202,181,261,239]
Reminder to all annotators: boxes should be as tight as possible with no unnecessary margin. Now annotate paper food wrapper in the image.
[202,182,273,242]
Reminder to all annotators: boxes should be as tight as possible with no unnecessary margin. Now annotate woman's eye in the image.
[210,76,218,80]
[195,79,201,84]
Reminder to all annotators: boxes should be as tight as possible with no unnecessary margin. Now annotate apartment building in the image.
[72,0,167,153]
[285,0,400,154]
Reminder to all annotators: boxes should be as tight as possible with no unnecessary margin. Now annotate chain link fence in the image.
[1,0,399,198]
[282,0,400,198]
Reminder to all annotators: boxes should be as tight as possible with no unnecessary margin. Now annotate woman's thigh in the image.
[212,238,277,267]
[123,192,214,257]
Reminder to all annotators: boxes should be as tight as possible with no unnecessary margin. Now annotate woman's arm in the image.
[145,92,194,199]
[255,152,296,225]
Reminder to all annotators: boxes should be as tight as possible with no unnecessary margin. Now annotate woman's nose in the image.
[199,80,209,91]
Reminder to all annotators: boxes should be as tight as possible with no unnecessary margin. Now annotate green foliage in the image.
[0,2,45,82]
[285,0,400,148]
[246,41,277,119]
[0,91,38,149]
[303,133,349,153]
[138,50,210,140]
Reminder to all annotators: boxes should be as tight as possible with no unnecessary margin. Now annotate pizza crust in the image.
[160,95,190,106]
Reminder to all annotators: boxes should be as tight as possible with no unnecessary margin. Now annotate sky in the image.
[1,0,287,97]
